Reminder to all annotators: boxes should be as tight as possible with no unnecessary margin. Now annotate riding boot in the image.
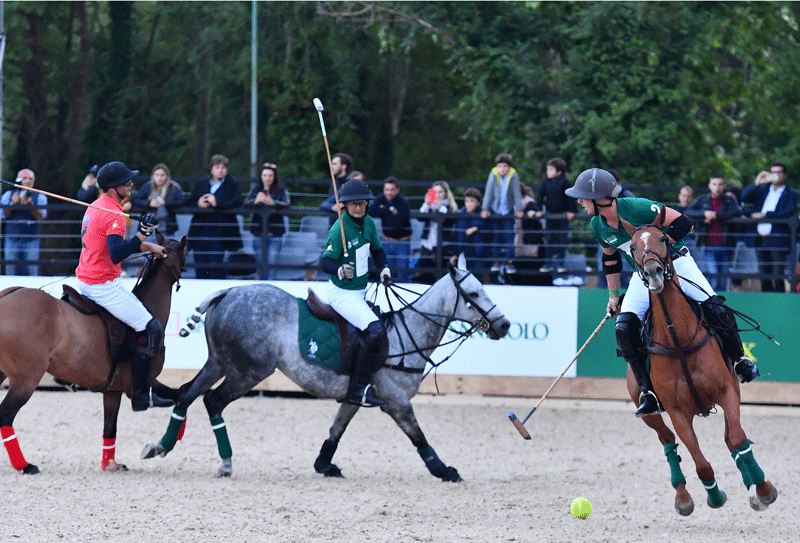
[345,321,387,408]
[701,296,760,383]
[616,312,664,417]
[131,318,174,412]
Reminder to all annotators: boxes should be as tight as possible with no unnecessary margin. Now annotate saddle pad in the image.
[296,298,345,374]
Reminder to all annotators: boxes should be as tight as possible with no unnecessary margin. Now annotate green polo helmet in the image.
[565,168,621,200]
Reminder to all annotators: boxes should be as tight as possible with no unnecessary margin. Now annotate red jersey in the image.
[76,195,127,284]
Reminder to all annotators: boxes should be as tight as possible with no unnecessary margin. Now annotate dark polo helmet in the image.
[98,161,139,191]
[565,168,621,200]
[338,179,373,202]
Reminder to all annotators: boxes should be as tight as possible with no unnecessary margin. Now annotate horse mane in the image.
[131,254,161,297]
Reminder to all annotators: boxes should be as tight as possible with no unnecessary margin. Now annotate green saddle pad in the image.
[296,298,345,374]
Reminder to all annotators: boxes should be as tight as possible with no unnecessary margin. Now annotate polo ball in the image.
[571,497,592,519]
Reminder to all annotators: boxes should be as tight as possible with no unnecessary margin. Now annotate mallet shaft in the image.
[313,98,348,257]
[1,180,132,218]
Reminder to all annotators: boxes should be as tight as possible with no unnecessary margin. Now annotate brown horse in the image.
[0,232,187,474]
[622,207,777,515]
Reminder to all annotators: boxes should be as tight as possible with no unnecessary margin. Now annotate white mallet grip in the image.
[313,97,324,111]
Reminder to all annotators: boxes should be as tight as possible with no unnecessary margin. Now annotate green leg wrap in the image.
[701,478,726,507]
[160,409,187,451]
[210,416,232,459]
[732,440,765,488]
[664,443,687,488]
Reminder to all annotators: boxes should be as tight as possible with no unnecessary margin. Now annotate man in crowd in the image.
[369,176,412,280]
[1,169,47,276]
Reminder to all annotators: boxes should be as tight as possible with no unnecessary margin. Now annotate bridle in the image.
[133,240,186,293]
[374,268,502,377]
[629,224,676,288]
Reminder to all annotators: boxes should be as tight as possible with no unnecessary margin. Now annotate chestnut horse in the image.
[622,207,777,515]
[0,232,187,474]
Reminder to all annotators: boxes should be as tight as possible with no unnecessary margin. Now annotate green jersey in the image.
[590,197,686,269]
[323,212,383,290]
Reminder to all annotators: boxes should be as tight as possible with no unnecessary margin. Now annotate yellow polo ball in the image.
[571,497,592,519]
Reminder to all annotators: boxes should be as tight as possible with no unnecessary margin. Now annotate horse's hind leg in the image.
[385,402,461,482]
[314,402,361,478]
[0,381,39,474]
[101,392,127,472]
[720,387,778,511]
[668,411,726,508]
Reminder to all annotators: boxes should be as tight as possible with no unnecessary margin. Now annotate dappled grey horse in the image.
[142,254,510,480]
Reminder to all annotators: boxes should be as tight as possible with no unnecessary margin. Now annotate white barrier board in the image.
[0,277,578,377]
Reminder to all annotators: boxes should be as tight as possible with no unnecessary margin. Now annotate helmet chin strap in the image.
[592,198,614,216]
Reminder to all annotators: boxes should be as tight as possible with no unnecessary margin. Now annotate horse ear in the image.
[155,230,165,246]
[620,217,636,235]
[654,205,667,227]
[457,252,467,270]
[179,236,189,255]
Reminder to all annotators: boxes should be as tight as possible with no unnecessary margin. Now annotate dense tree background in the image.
[4,1,800,196]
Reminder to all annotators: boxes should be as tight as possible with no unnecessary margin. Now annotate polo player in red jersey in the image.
[76,161,173,412]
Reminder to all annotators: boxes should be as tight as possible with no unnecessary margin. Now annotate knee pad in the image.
[141,317,164,356]
[701,295,735,329]
[615,312,643,360]
[362,320,386,351]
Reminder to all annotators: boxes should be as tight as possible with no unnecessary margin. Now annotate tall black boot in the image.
[345,321,387,407]
[616,312,663,417]
[701,295,759,383]
[131,318,173,412]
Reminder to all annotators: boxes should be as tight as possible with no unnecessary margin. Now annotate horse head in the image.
[133,232,188,303]
[155,231,188,284]
[622,206,674,293]
[447,253,510,339]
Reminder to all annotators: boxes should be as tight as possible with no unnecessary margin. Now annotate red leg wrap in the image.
[2,426,29,471]
[101,436,116,471]
[177,418,187,441]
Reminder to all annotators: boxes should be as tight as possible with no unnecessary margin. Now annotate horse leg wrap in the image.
[701,478,726,507]
[210,416,232,459]
[732,440,765,488]
[418,446,449,479]
[101,437,116,471]
[160,409,187,451]
[314,439,338,472]
[664,443,686,488]
[1,426,28,471]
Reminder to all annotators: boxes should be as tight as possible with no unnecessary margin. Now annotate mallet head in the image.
[313,97,324,112]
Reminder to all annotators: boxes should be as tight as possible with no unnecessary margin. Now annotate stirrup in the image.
[734,357,760,383]
[132,388,175,412]
[636,391,664,418]
[344,384,385,408]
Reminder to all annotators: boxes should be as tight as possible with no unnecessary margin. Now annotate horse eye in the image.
[469,292,479,299]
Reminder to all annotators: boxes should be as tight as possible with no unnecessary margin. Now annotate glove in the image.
[337,263,355,281]
[138,213,159,236]
[380,267,392,285]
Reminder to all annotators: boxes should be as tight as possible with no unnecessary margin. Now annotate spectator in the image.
[481,153,524,275]
[741,161,798,292]
[454,187,489,265]
[1,169,47,276]
[684,175,742,291]
[130,163,186,236]
[185,154,243,279]
[77,164,101,203]
[319,152,354,217]
[676,185,695,213]
[537,157,576,273]
[413,180,458,284]
[512,184,549,286]
[349,171,365,181]
[368,176,411,280]
[244,162,290,280]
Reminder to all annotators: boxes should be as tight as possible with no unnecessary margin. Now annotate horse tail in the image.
[178,289,232,337]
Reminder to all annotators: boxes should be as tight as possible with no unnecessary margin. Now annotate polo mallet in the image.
[509,313,611,440]
[313,97,348,257]
[0,178,133,219]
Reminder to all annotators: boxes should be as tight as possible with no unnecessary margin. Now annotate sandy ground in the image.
[0,390,797,543]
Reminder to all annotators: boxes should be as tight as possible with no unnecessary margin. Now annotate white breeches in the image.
[326,282,379,331]
[77,277,153,332]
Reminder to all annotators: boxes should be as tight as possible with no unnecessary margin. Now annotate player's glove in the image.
[380,267,392,286]
[138,213,159,236]
[337,263,355,280]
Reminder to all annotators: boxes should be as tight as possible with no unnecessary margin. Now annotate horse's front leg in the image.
[314,402,360,478]
[668,411,726,508]
[385,402,462,482]
[101,391,128,472]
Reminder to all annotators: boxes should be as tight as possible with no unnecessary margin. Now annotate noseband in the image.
[630,225,675,287]
[450,270,500,333]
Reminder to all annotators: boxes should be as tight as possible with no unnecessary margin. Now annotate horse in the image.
[0,231,187,474]
[142,253,510,480]
[622,207,777,515]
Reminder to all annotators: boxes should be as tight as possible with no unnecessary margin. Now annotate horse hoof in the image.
[674,499,694,516]
[217,458,232,478]
[320,464,344,478]
[750,484,777,511]
[103,461,129,473]
[707,490,727,509]
[760,485,778,506]
[441,467,462,483]
[141,443,167,460]
[22,464,39,475]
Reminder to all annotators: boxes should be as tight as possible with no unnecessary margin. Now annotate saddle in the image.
[306,289,360,368]
[61,285,138,378]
